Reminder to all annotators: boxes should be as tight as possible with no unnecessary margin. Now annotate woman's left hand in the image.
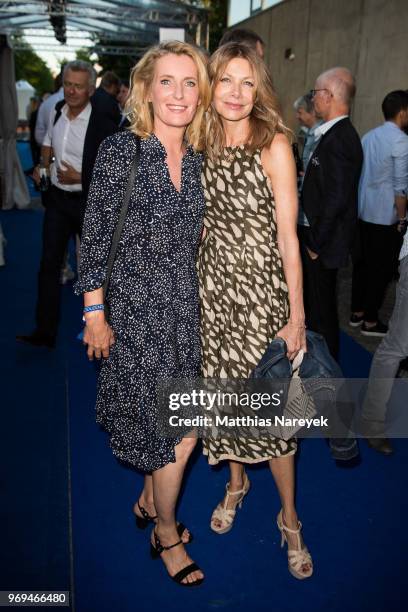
[276,322,307,361]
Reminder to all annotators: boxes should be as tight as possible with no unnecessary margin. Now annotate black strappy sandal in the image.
[134,502,193,543]
[134,502,157,529]
[150,530,204,587]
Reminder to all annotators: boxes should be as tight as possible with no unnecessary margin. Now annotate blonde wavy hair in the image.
[206,42,292,160]
[125,41,210,151]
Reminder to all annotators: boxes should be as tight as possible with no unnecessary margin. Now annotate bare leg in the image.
[134,474,155,517]
[229,460,245,489]
[152,438,204,585]
[269,454,311,574]
[134,474,191,543]
[211,461,248,530]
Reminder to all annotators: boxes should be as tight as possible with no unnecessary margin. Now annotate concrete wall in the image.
[235,0,408,136]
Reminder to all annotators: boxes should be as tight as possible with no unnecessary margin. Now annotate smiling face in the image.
[212,57,256,123]
[148,53,200,131]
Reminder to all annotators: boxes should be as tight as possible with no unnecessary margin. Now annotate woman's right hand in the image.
[83,311,115,360]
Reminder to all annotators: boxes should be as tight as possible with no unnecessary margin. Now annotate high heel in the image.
[134,503,193,543]
[210,474,250,534]
[150,530,204,587]
[276,509,313,580]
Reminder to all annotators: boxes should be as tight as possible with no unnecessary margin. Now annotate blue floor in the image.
[0,207,406,612]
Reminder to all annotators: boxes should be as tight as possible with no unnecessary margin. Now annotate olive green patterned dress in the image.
[198,146,297,464]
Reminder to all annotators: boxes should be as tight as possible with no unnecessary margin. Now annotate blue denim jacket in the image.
[252,330,343,380]
[252,331,358,461]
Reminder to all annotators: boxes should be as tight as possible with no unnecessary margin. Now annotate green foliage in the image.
[75,47,95,65]
[13,37,54,96]
[202,0,228,52]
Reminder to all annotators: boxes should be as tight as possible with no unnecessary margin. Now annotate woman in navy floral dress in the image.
[75,42,210,586]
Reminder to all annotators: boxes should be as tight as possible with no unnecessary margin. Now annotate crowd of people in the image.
[13,27,408,586]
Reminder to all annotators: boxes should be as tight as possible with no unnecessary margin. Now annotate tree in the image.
[13,36,54,95]
[200,0,228,52]
[75,47,95,65]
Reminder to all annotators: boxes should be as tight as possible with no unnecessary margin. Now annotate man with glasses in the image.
[17,61,118,348]
[299,68,363,464]
[300,68,363,360]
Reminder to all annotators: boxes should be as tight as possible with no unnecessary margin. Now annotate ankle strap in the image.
[225,475,249,497]
[281,517,302,534]
[138,502,157,521]
[153,531,182,554]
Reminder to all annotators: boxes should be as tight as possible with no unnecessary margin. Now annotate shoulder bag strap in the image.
[103,135,141,301]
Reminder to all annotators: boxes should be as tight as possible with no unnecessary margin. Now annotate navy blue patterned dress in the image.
[75,131,204,471]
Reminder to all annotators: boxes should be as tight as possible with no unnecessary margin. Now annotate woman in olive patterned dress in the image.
[198,42,313,579]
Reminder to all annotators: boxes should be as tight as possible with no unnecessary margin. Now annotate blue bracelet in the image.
[83,304,105,314]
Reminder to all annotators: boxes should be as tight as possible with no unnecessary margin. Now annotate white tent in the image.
[16,79,35,121]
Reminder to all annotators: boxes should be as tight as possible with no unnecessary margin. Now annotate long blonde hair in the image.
[125,41,210,151]
[206,42,292,160]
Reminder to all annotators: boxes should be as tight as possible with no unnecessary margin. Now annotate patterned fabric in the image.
[198,146,297,464]
[75,131,205,472]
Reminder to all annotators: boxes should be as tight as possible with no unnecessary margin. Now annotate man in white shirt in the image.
[350,90,408,337]
[17,60,118,348]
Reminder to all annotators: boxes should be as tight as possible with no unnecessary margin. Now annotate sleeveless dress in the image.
[76,132,205,472]
[198,146,297,464]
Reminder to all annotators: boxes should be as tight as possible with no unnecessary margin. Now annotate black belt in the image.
[51,184,83,199]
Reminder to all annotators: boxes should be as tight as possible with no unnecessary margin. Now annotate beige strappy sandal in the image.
[210,474,250,534]
[277,509,313,579]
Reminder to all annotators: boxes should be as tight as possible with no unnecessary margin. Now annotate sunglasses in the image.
[309,88,333,98]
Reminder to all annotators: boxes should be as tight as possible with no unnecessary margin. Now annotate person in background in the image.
[350,90,408,337]
[219,28,265,58]
[294,93,322,227]
[300,67,363,362]
[33,69,74,284]
[28,97,41,166]
[16,60,118,349]
[35,71,64,148]
[360,220,408,455]
[91,70,122,126]
[26,96,37,123]
[117,79,130,128]
[117,79,129,112]
[294,93,322,171]
[299,68,363,464]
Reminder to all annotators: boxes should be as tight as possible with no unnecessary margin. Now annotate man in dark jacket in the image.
[299,67,363,360]
[17,60,118,348]
[91,71,121,126]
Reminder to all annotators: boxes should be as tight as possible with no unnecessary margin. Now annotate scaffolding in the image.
[0,0,209,55]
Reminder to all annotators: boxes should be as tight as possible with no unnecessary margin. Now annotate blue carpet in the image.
[0,209,71,594]
[1,207,406,612]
